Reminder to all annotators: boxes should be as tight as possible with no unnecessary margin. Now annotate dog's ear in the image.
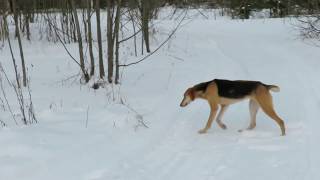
[189,88,195,100]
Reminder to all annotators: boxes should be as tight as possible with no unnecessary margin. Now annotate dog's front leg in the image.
[198,102,218,134]
[216,105,229,130]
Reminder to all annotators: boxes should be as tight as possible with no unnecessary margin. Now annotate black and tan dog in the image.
[180,79,286,136]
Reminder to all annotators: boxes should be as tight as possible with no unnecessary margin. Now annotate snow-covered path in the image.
[1,17,320,180]
[111,19,315,180]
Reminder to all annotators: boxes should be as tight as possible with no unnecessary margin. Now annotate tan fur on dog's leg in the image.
[198,102,218,134]
[247,99,259,130]
[216,105,229,130]
[255,86,286,136]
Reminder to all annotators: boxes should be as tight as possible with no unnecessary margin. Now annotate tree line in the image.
[0,0,319,126]
[0,0,165,86]
[0,0,319,86]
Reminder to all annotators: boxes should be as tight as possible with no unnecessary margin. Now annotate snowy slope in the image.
[1,12,320,180]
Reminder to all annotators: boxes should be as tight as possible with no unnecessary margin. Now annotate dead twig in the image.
[85,106,89,128]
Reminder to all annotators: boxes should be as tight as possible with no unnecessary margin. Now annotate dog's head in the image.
[180,88,195,107]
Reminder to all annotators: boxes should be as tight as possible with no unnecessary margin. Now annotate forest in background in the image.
[0,0,319,84]
[0,0,319,126]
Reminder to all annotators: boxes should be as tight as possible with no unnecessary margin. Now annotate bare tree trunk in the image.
[25,11,31,40]
[60,12,66,43]
[87,0,95,76]
[11,0,27,87]
[105,0,123,84]
[115,32,120,84]
[114,0,121,84]
[4,16,20,88]
[69,0,89,83]
[141,0,150,53]
[82,8,88,43]
[69,7,76,42]
[106,0,114,83]
[95,0,105,78]
[141,31,144,55]
[129,10,137,56]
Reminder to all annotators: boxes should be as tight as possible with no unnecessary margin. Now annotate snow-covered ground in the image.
[1,10,320,180]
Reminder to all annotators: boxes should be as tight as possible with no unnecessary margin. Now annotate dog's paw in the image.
[219,123,227,130]
[198,129,207,134]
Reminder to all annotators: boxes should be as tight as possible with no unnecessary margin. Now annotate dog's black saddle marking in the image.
[214,79,261,99]
[194,79,262,99]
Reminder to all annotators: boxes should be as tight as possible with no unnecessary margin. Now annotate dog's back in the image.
[214,79,261,99]
[193,79,262,99]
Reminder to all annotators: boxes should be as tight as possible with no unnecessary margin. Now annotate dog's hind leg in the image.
[216,105,229,130]
[247,99,259,130]
[255,86,286,136]
[238,99,260,133]
[198,102,218,134]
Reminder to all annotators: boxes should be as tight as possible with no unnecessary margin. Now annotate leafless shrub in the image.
[0,64,37,125]
[298,16,320,40]
[0,64,18,126]
[0,16,37,126]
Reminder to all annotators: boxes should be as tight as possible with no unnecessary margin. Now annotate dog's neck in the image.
[193,89,206,99]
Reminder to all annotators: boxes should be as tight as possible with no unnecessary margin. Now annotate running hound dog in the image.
[180,79,286,136]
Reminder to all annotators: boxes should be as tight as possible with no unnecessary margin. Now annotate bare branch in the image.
[119,10,188,67]
[43,14,82,68]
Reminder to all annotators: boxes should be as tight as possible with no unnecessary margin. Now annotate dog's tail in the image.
[266,84,280,92]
